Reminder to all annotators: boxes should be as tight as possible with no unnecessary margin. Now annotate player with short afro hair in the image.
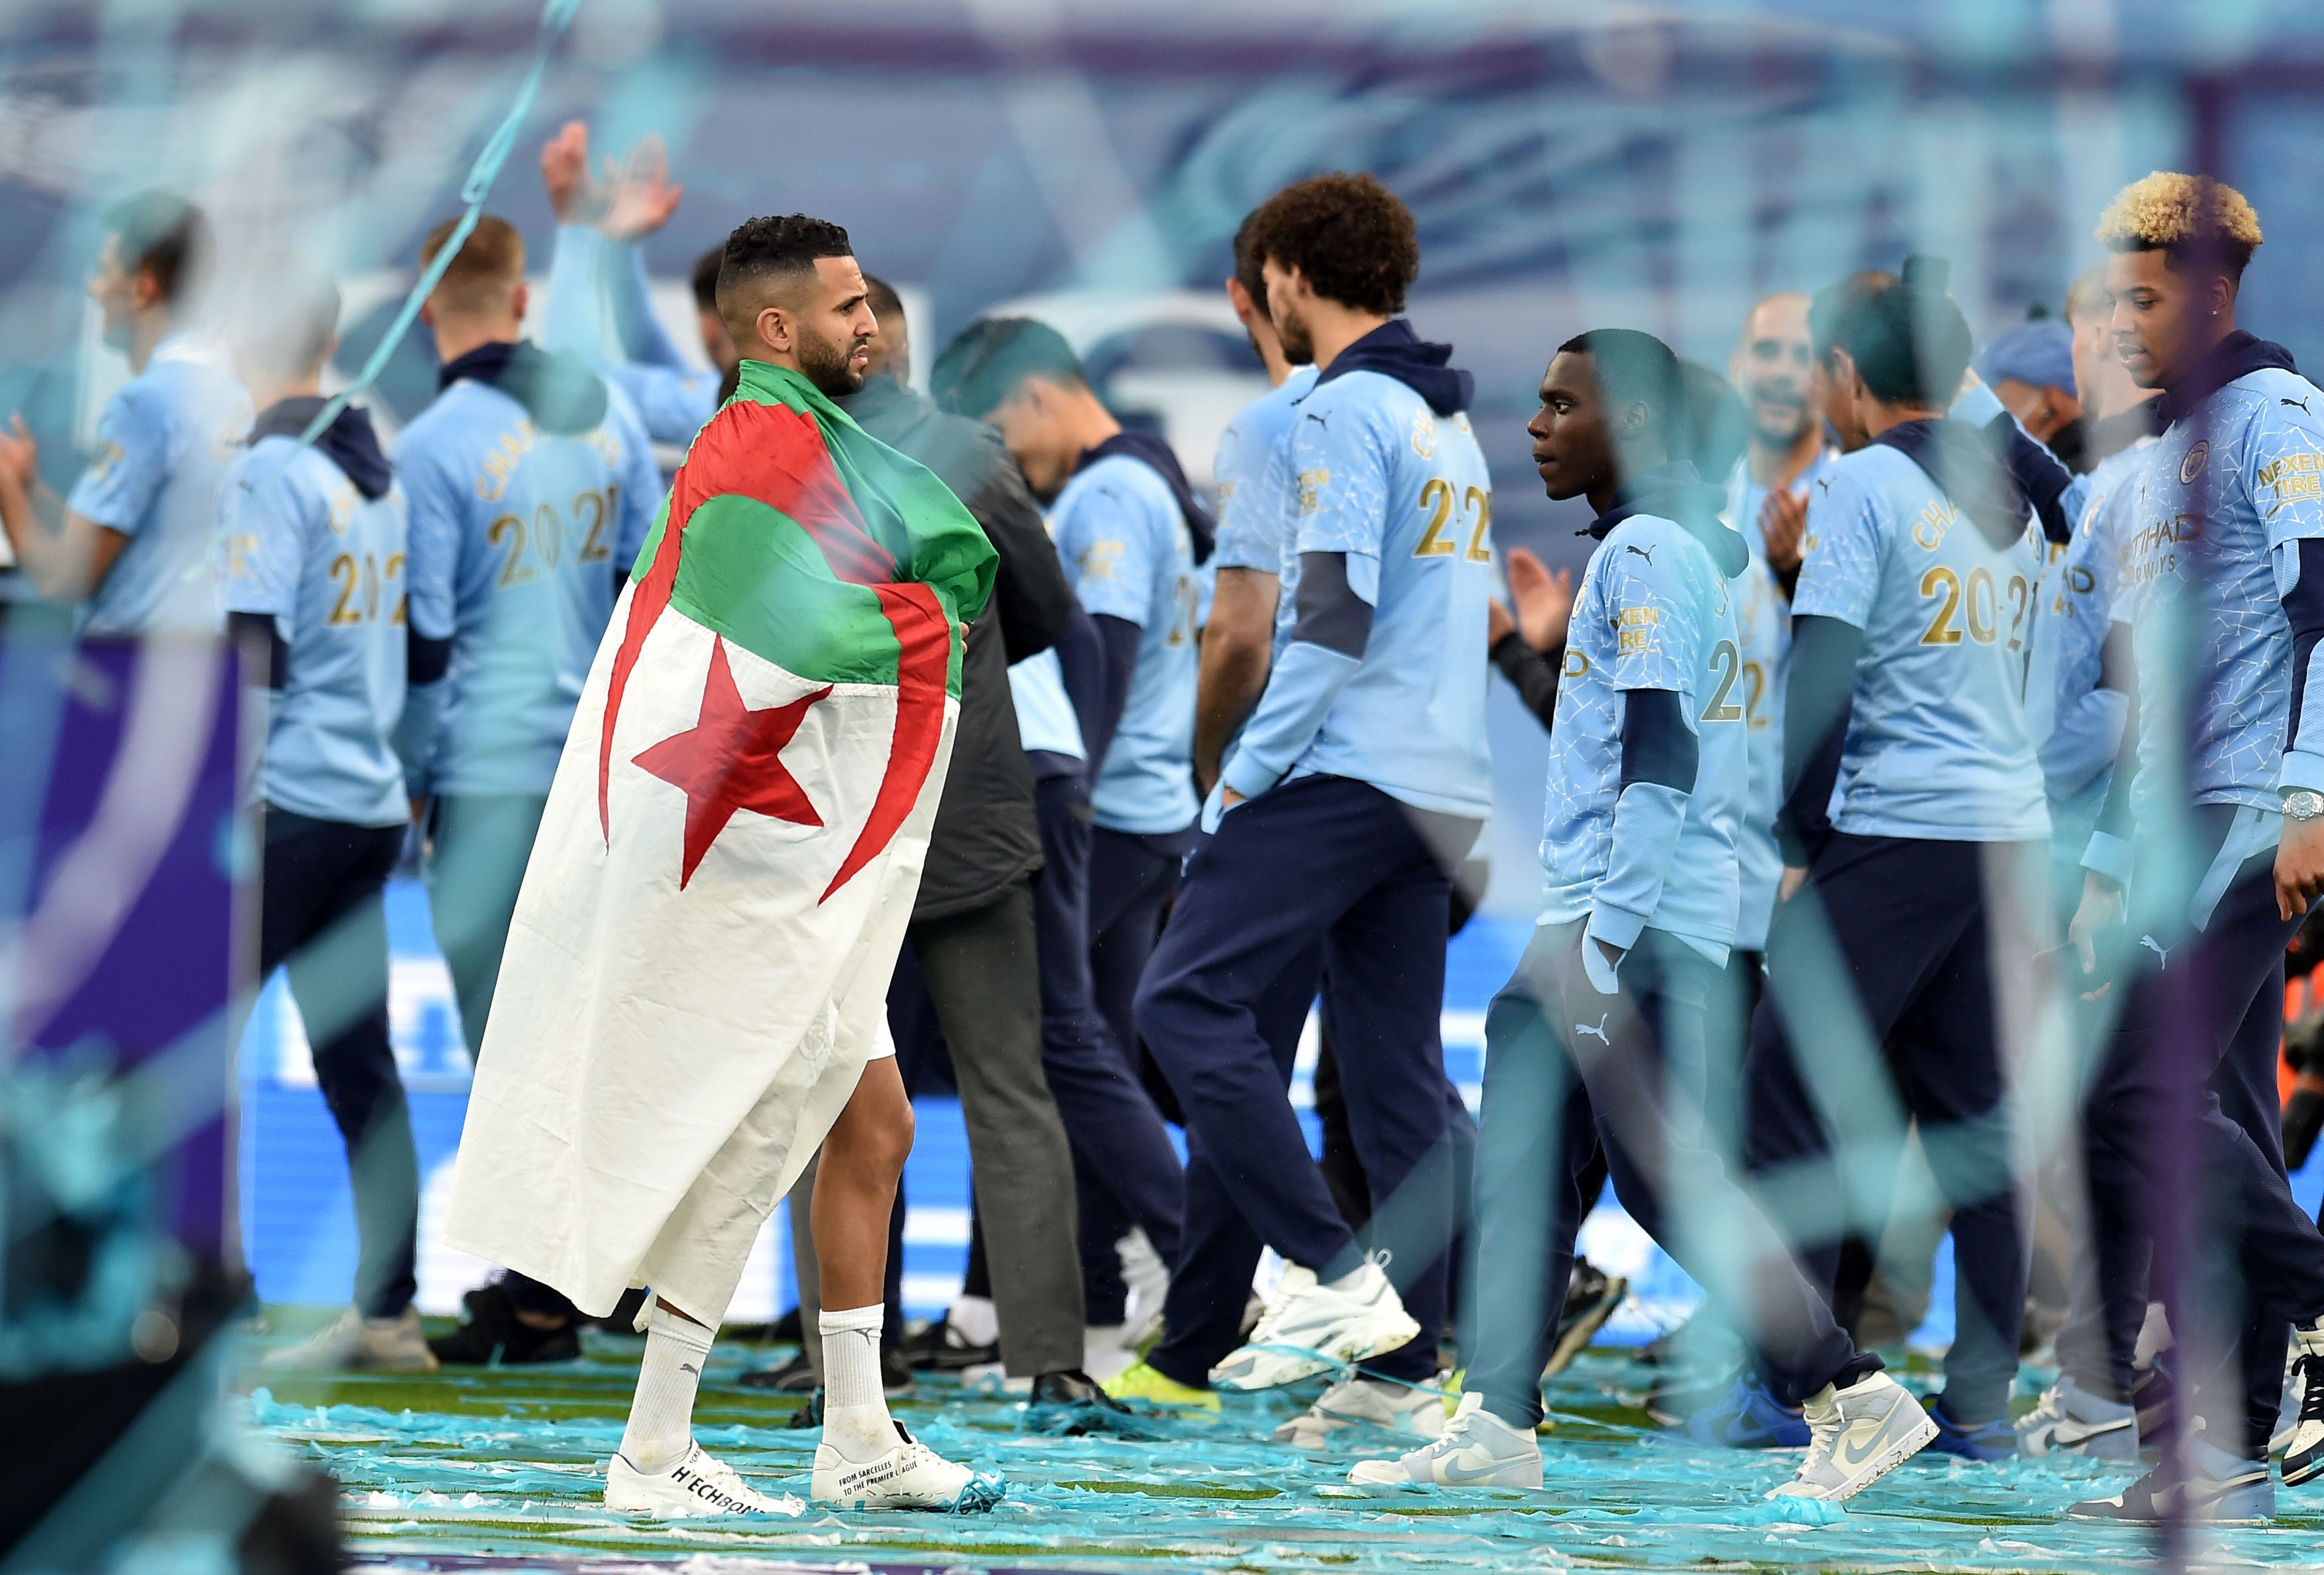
[1246,172,1420,317]
[2096,171,2264,280]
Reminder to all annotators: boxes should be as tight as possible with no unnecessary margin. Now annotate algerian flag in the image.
[443,361,995,1325]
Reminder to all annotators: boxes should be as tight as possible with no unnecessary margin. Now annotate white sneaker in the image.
[1769,1372,1938,1501]
[1209,1257,1421,1391]
[262,1306,438,1373]
[1120,1228,1171,1349]
[1276,1375,1448,1450]
[606,1442,801,1517]
[2015,1374,2137,1461]
[1347,1392,1541,1487]
[811,1420,1005,1511]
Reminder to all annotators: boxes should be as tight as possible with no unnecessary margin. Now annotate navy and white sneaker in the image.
[2016,1374,2138,1462]
[2278,1321,2324,1487]
[1681,1374,1809,1449]
[1923,1400,2016,1462]
[2066,1437,2272,1525]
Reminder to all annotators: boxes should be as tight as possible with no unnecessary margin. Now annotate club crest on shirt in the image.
[2180,440,2209,485]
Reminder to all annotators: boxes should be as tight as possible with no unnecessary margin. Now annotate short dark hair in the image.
[1248,173,1420,317]
[1231,208,1269,313]
[930,317,1084,420]
[1808,270,1894,369]
[1834,256,1973,408]
[863,274,906,338]
[104,190,209,306]
[690,245,724,311]
[713,213,854,325]
[1558,328,1683,440]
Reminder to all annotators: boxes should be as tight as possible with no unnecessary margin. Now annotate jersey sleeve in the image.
[1056,479,1163,627]
[1289,396,1391,588]
[214,446,306,625]
[1598,530,1697,693]
[2251,384,2324,562]
[1214,428,1291,574]
[395,435,462,643]
[1790,469,1882,628]
[606,390,665,573]
[67,382,169,534]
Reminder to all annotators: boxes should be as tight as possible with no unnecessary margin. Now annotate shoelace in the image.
[1795,1403,1842,1476]
[2299,1355,2324,1426]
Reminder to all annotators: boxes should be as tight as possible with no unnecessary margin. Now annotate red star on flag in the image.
[633,637,831,888]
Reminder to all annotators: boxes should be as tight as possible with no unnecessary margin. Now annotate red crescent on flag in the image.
[820,581,949,902]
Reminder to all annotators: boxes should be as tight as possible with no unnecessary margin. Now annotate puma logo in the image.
[2285,398,2313,414]
[1304,411,1331,430]
[2140,935,2169,969]
[1816,478,1833,495]
[1574,1014,1611,1044]
[1625,544,1655,565]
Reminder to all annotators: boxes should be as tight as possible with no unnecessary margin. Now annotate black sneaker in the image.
[738,1351,818,1392]
[428,1283,581,1366]
[1544,1260,1629,1376]
[882,1345,916,1396]
[1027,1368,1155,1437]
[2131,1357,2177,1444]
[786,1386,825,1430]
[902,1317,999,1372]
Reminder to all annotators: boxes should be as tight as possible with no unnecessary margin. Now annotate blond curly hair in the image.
[2096,173,2262,276]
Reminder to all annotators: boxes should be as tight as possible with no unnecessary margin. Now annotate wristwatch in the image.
[2287,789,2324,822]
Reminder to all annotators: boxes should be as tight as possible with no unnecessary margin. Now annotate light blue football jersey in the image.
[1539,510,1749,960]
[540,224,719,448]
[1212,366,1319,577]
[69,330,251,635]
[1050,453,1199,833]
[1009,647,1086,761]
[1269,369,1494,817]
[395,367,660,799]
[2114,368,2324,815]
[1722,450,1833,950]
[1792,442,2048,843]
[218,434,410,827]
[2023,436,2149,851]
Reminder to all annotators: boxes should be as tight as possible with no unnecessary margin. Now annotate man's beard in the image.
[797,327,867,398]
[1274,305,1313,366]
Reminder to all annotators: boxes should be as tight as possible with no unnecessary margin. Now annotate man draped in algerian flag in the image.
[444,214,1001,1517]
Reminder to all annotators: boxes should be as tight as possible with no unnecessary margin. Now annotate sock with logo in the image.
[821,1304,895,1463]
[620,1301,713,1475]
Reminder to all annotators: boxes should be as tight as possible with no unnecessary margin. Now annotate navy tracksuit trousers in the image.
[1135,774,1477,1386]
[1465,922,1874,1430]
[1030,772,1187,1323]
[1745,833,2032,1424]
[2080,813,2324,1455]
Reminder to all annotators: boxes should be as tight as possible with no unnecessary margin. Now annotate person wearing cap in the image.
[1976,320,2082,458]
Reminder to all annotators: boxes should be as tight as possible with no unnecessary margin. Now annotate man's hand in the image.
[1759,484,1808,582]
[1220,786,1244,811]
[1778,865,1807,903]
[1507,546,1574,653]
[0,414,39,495]
[2070,870,2125,991]
[2278,813,2324,921]
[541,120,607,225]
[600,133,683,243]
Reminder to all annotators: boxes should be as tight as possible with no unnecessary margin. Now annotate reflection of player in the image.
[2063,174,2324,1527]
[1357,329,1926,1501]
[220,270,428,1375]
[0,191,249,632]
[392,214,662,1364]
[444,214,1001,1517]
[1746,262,2047,1463]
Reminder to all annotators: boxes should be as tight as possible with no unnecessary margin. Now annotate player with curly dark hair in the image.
[1246,173,1420,353]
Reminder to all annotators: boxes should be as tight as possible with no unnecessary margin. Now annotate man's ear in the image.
[2212,271,2238,317]
[418,299,436,330]
[1619,399,1651,442]
[511,280,530,325]
[754,301,791,356]
[131,268,163,314]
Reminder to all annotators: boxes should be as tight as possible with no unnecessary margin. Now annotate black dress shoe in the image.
[901,1318,999,1372]
[785,1386,825,1430]
[428,1284,582,1366]
[1027,1368,1145,1436]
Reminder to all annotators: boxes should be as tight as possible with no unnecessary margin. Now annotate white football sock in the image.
[620,1301,712,1475]
[821,1304,894,1463]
